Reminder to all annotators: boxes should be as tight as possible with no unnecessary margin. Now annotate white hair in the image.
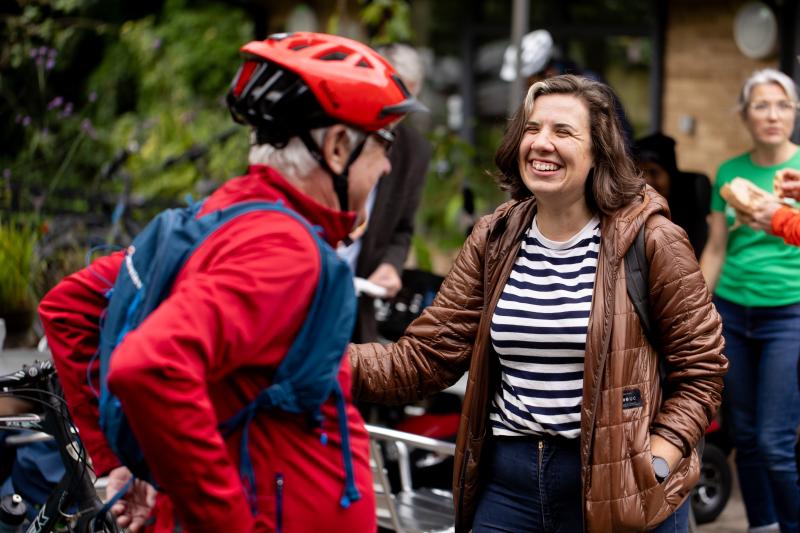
[248,127,361,180]
[739,68,799,115]
[376,43,425,97]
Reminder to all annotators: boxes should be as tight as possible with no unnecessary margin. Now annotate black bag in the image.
[375,269,444,342]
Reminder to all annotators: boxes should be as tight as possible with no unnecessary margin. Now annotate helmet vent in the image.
[319,51,349,61]
[356,59,372,68]
[290,43,311,51]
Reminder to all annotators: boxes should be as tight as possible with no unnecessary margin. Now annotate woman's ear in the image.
[321,125,351,175]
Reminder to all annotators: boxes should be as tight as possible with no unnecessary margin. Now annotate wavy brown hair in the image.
[494,74,644,214]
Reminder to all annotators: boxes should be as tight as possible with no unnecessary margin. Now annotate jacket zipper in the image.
[275,473,284,533]
[581,237,621,529]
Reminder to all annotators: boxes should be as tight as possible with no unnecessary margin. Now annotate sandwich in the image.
[720,177,774,216]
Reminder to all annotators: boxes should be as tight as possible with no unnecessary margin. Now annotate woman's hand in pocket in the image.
[650,434,683,472]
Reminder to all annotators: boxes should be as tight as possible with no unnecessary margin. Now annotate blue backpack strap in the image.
[217,204,359,514]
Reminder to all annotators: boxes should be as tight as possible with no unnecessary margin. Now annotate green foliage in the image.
[1,0,113,214]
[90,0,252,204]
[2,0,253,300]
[0,221,41,314]
[415,125,507,259]
[359,0,412,45]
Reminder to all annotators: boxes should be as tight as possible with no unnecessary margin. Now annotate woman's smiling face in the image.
[518,93,594,205]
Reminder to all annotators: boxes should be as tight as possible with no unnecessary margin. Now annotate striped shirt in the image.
[489,215,601,439]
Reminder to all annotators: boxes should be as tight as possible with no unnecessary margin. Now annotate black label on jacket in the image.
[622,389,643,410]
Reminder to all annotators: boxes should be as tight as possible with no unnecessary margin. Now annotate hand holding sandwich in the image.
[724,173,800,244]
[774,168,800,200]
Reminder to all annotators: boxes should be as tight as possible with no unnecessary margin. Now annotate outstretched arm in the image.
[350,215,489,405]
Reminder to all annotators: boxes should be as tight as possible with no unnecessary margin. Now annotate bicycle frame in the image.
[0,361,118,533]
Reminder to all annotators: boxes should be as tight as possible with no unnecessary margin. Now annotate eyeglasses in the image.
[748,100,798,116]
[370,128,395,153]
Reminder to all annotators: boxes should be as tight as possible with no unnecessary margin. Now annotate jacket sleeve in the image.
[105,213,319,533]
[771,205,800,247]
[381,133,432,272]
[38,252,124,476]
[350,214,490,404]
[646,217,728,455]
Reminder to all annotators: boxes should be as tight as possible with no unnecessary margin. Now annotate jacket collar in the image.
[205,165,356,247]
[488,185,670,265]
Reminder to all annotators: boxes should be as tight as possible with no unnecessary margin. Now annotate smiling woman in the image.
[699,68,800,533]
[349,74,727,533]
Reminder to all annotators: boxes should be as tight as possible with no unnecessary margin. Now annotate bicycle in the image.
[0,360,119,533]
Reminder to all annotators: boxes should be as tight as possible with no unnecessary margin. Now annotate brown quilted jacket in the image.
[350,187,727,531]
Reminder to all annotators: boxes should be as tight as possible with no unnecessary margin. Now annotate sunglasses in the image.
[370,128,396,153]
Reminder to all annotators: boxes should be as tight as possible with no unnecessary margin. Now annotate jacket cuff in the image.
[651,426,691,457]
[771,205,794,238]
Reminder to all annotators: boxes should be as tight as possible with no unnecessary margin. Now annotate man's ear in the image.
[321,125,351,175]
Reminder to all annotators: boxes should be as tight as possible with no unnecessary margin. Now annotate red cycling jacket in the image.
[772,205,800,246]
[39,165,375,533]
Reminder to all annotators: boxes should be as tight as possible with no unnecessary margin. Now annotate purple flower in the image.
[47,96,63,110]
[22,116,31,127]
[46,58,56,70]
[29,48,37,59]
[2,168,10,179]
[61,102,73,118]
[38,46,47,56]
[14,114,22,124]
[152,37,162,50]
[48,48,57,59]
[80,119,97,139]
[88,91,97,103]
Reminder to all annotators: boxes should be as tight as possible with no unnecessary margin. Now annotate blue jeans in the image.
[472,436,689,532]
[715,296,800,533]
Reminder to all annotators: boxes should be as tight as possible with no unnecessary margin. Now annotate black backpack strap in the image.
[624,225,657,349]
[625,225,670,389]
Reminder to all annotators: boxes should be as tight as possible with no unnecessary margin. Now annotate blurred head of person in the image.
[633,132,679,198]
[494,74,643,214]
[376,43,425,98]
[738,68,799,150]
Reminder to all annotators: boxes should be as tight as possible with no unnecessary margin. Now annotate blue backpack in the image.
[94,199,360,513]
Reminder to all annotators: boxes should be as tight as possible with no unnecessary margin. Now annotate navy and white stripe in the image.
[489,215,600,439]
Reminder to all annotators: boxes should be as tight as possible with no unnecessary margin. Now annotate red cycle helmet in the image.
[227,32,427,211]
[228,31,426,143]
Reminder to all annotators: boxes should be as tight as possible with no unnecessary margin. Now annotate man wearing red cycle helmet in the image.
[39,32,425,533]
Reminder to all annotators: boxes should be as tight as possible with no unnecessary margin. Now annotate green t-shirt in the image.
[711,149,800,307]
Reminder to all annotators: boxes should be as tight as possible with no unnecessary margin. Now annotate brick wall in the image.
[663,0,777,181]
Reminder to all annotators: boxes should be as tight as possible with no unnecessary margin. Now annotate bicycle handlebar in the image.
[0,360,55,389]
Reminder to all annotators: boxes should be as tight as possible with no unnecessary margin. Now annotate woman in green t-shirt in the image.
[700,68,800,533]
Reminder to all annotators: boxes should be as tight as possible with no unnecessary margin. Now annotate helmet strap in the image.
[298,129,366,212]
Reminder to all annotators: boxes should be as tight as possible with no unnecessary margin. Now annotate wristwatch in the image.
[652,455,670,482]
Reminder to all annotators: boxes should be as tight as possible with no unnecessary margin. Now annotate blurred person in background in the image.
[351,74,726,532]
[700,68,800,533]
[338,43,432,343]
[634,132,711,257]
